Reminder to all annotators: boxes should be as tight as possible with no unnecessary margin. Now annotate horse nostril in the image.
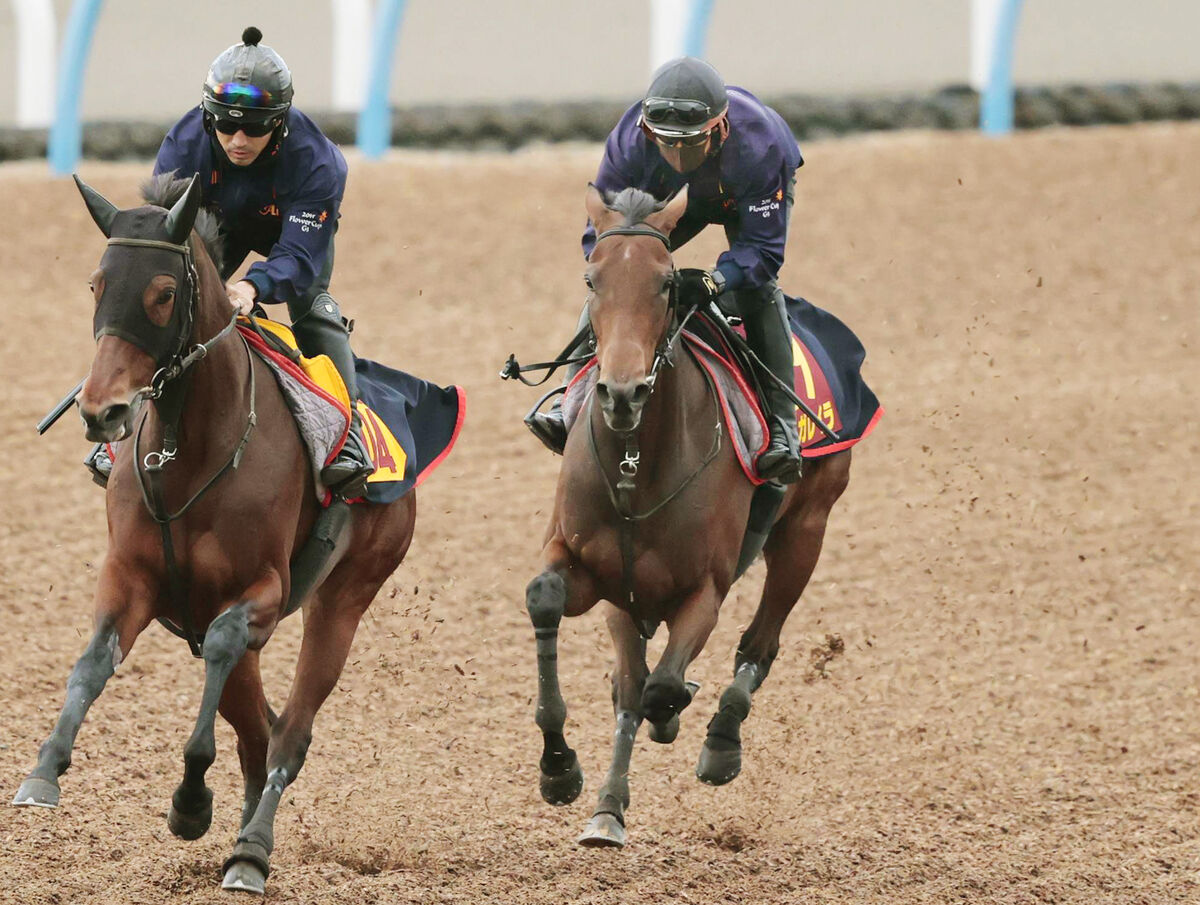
[99,403,130,431]
[595,382,612,405]
[631,383,652,407]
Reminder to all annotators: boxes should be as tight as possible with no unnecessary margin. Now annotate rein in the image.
[109,234,256,657]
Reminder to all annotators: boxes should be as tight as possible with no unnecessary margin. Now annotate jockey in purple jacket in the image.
[86,27,374,498]
[527,57,804,483]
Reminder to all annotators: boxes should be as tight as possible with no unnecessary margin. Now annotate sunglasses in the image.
[650,128,713,148]
[212,117,279,137]
[642,97,715,127]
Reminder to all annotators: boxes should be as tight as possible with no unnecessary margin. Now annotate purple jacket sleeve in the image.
[717,168,790,289]
[243,178,339,303]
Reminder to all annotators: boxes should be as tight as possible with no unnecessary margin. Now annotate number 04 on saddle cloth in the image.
[238,316,465,504]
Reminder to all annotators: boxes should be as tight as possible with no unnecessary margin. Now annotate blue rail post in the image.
[683,0,715,58]
[48,0,105,175]
[357,0,408,159]
[981,0,1025,135]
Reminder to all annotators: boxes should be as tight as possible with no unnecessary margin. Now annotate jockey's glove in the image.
[676,268,723,305]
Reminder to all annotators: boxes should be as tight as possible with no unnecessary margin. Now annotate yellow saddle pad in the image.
[240,316,409,488]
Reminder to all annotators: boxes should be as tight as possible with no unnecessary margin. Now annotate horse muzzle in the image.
[595,377,653,434]
[79,399,134,443]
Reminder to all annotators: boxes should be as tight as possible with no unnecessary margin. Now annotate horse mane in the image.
[604,187,670,227]
[140,172,224,274]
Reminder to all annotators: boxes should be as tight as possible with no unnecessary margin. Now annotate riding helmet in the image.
[201,27,293,126]
[641,57,729,138]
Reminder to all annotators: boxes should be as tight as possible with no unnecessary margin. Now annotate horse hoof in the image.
[642,676,697,726]
[222,861,267,895]
[540,757,584,805]
[168,802,213,840]
[577,812,626,848]
[12,777,60,808]
[696,743,742,786]
[169,786,213,839]
[648,715,680,744]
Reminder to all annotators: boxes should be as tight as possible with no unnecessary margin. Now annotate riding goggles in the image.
[206,80,277,108]
[642,97,718,129]
[212,116,280,137]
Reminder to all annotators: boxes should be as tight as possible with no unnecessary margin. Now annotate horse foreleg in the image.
[578,606,646,848]
[697,452,851,786]
[13,569,154,808]
[525,555,598,808]
[641,583,716,730]
[217,650,272,831]
[222,571,375,894]
[169,602,253,840]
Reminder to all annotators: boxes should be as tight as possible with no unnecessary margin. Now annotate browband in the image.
[594,226,671,250]
[107,237,192,255]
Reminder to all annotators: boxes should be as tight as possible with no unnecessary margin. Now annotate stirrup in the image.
[322,428,374,499]
[84,443,112,489]
[525,407,567,456]
[757,447,802,484]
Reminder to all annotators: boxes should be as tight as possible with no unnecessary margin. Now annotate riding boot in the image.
[526,303,593,455]
[738,284,802,484]
[84,443,113,488]
[292,293,375,498]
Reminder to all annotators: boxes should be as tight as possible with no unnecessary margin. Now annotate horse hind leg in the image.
[223,554,392,894]
[697,452,850,786]
[168,603,253,840]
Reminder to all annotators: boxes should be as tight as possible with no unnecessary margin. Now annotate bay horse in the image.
[13,174,416,894]
[524,185,852,847]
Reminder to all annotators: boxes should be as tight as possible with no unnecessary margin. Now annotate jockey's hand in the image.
[676,268,722,305]
[226,280,257,316]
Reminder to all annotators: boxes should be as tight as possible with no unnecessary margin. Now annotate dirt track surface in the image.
[0,123,1197,904]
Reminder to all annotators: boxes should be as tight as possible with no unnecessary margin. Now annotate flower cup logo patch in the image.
[288,209,328,233]
[748,194,782,219]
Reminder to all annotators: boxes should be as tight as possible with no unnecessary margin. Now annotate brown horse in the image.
[524,185,853,847]
[13,175,416,894]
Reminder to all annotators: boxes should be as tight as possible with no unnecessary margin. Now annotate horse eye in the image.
[158,288,175,304]
[584,275,595,291]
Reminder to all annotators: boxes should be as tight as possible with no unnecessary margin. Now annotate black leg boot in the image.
[292,293,375,498]
[738,285,802,484]
[525,304,593,455]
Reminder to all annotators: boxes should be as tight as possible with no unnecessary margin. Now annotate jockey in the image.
[527,57,804,484]
[86,26,374,498]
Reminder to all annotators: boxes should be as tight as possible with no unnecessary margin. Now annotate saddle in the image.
[238,315,465,505]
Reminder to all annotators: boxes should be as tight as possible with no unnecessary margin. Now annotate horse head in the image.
[74,174,202,442]
[583,183,688,434]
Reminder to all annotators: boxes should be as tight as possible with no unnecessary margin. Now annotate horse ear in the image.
[73,175,118,238]
[585,182,614,232]
[646,185,689,235]
[164,174,202,245]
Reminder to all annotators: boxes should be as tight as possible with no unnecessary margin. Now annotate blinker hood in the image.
[75,175,202,369]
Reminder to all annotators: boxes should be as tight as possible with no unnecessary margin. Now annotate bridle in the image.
[104,234,255,657]
[587,224,723,623]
